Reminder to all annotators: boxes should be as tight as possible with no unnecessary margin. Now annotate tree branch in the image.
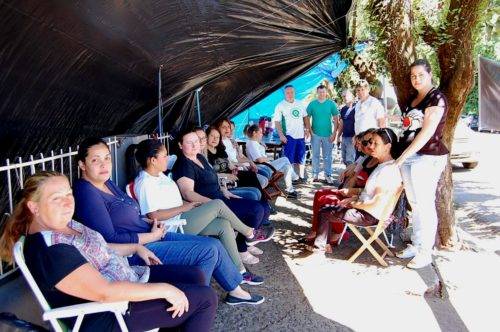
[421,22,440,48]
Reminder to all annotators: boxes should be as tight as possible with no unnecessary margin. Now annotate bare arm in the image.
[176,177,211,203]
[107,243,139,256]
[56,264,189,317]
[337,118,344,141]
[137,228,164,245]
[255,156,269,163]
[331,115,340,142]
[396,106,444,166]
[304,116,312,138]
[351,187,385,211]
[275,121,287,144]
[146,204,191,221]
[377,117,386,128]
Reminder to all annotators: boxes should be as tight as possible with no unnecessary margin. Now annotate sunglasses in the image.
[361,139,373,147]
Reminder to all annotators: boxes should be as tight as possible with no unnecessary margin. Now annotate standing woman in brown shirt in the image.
[395,59,449,269]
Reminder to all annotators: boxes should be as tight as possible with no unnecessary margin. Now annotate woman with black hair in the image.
[73,137,265,305]
[313,128,402,253]
[203,126,264,201]
[395,59,449,269]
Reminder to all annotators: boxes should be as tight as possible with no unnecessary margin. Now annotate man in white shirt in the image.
[273,85,312,182]
[354,80,386,135]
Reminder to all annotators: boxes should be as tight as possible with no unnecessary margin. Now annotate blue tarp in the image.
[232,52,348,137]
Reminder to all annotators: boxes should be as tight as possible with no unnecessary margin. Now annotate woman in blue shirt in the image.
[73,137,264,305]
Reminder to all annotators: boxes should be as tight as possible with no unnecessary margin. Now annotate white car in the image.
[451,119,479,169]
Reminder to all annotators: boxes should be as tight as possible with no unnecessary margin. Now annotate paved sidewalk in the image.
[1,151,499,331]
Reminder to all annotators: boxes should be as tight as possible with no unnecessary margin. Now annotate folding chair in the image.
[345,186,403,267]
[126,181,186,234]
[13,237,129,332]
[254,161,285,200]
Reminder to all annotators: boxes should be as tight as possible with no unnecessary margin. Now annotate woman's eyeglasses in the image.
[361,139,373,147]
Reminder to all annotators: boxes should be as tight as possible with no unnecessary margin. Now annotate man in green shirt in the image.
[306,84,339,184]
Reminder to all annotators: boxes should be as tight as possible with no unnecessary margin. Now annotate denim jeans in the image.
[258,157,297,192]
[128,232,242,291]
[230,186,262,201]
[400,153,447,253]
[341,136,356,165]
[311,134,333,177]
[256,164,273,179]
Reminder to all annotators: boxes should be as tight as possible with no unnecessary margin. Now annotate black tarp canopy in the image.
[0,0,352,159]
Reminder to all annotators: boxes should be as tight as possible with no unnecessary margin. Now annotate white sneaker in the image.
[247,246,264,255]
[240,251,259,265]
[407,252,432,269]
[326,176,334,184]
[396,244,418,259]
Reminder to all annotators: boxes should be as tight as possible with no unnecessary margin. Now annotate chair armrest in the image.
[43,301,129,320]
[159,218,187,227]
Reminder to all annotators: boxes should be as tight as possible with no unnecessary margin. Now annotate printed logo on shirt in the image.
[291,109,300,118]
[402,109,424,131]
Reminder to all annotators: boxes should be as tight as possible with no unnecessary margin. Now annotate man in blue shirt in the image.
[337,89,357,165]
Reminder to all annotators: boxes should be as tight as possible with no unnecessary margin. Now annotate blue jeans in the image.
[230,186,262,200]
[128,232,242,291]
[256,164,273,179]
[400,154,447,253]
[341,136,356,165]
[311,134,333,177]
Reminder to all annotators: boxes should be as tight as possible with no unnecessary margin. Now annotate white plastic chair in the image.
[13,236,129,332]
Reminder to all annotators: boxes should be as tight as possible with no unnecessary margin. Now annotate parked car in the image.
[469,114,479,131]
[451,119,479,169]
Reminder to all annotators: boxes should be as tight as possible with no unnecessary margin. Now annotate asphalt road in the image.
[452,130,500,251]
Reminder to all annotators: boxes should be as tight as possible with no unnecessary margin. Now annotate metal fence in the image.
[0,137,120,280]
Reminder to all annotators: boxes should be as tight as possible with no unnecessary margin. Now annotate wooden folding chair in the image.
[346,186,403,267]
[255,161,285,200]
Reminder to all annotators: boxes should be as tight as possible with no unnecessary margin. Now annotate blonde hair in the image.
[0,171,63,264]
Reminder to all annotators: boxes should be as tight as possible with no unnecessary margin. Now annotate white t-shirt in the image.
[358,160,402,219]
[272,99,307,139]
[246,140,266,162]
[134,170,183,222]
[222,138,238,163]
[354,95,385,134]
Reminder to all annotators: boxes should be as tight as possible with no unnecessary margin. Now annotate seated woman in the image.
[216,118,270,188]
[0,171,217,331]
[133,138,269,283]
[199,126,262,201]
[245,124,299,198]
[305,129,379,242]
[313,128,402,253]
[73,138,264,305]
[172,129,274,265]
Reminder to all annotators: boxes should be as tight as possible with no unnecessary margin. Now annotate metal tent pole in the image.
[158,65,164,136]
[196,87,203,126]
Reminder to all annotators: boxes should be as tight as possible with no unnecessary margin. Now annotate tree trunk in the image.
[433,0,485,246]
[368,0,416,108]
[368,0,486,247]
